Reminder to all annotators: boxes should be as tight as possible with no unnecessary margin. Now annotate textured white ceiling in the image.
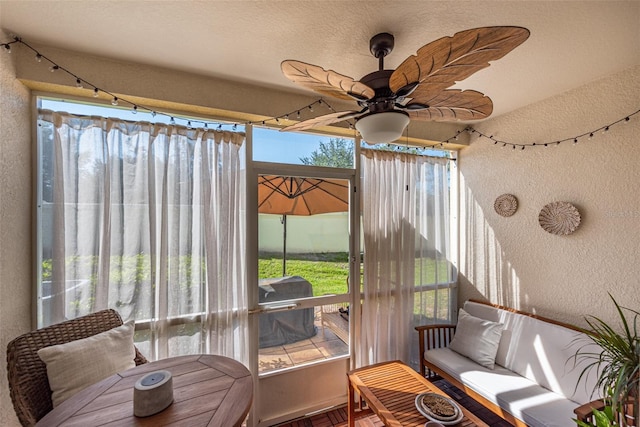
[1,1,639,120]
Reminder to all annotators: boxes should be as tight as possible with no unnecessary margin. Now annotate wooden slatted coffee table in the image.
[348,360,488,427]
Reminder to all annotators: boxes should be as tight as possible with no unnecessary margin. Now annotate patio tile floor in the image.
[258,310,349,374]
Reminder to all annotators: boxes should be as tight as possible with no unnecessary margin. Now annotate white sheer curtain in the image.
[40,110,247,363]
[359,148,453,368]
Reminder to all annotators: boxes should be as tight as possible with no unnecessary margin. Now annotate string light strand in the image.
[2,36,333,131]
[465,109,639,150]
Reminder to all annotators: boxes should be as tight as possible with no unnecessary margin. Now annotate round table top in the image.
[36,354,253,427]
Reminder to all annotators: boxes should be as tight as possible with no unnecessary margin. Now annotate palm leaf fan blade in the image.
[280,110,362,132]
[281,60,374,101]
[389,26,530,94]
[407,89,493,121]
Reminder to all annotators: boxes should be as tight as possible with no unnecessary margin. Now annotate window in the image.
[253,126,354,168]
[36,97,248,362]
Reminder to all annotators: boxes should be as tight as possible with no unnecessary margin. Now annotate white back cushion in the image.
[449,308,504,369]
[38,320,136,407]
[463,301,599,404]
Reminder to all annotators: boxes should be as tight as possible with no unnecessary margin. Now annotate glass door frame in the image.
[245,125,361,425]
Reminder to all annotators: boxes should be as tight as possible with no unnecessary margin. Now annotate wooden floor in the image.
[273,405,382,427]
[274,379,513,427]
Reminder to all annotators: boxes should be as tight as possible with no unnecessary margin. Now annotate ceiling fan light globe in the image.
[355,111,410,145]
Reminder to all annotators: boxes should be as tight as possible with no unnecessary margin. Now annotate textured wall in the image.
[0,30,33,426]
[458,65,640,328]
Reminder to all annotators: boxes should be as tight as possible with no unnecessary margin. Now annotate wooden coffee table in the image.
[348,360,489,427]
[36,354,253,427]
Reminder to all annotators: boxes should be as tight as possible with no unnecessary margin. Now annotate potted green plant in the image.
[572,293,639,426]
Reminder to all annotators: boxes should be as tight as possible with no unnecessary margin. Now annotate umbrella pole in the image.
[282,215,287,276]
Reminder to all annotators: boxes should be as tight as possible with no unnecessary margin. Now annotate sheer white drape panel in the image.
[359,149,453,368]
[39,110,247,363]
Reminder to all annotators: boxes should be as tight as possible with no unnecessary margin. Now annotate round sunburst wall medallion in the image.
[538,201,581,235]
[494,194,518,217]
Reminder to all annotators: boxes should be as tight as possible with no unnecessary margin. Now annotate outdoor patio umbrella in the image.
[257,175,349,275]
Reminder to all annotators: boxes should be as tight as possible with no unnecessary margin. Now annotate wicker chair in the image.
[6,309,148,426]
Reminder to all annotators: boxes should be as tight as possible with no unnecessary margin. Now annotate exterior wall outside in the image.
[259,213,349,253]
[458,65,640,329]
[0,29,33,427]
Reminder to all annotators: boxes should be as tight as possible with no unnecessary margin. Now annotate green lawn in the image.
[258,252,453,298]
[259,252,349,296]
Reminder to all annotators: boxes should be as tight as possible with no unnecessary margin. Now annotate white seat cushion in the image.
[425,348,581,427]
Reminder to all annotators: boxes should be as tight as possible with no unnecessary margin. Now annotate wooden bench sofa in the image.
[416,299,603,427]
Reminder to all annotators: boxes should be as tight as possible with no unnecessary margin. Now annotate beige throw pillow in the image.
[38,320,136,407]
[449,308,504,369]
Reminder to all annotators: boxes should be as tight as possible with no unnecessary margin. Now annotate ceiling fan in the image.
[280,26,530,144]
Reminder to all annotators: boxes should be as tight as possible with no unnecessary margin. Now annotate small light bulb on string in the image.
[151,111,157,117]
[544,143,548,148]
[573,138,578,145]
[187,120,192,128]
[132,105,138,114]
[111,97,118,106]
[35,53,42,62]
[204,123,208,129]
[233,124,237,131]
[624,117,630,123]
[521,146,525,151]
[296,111,301,119]
[512,145,516,150]
[284,114,289,121]
[93,88,99,97]
[75,78,83,88]
[602,126,609,134]
[170,117,175,125]
[502,143,506,148]
[309,105,314,113]
[588,133,594,140]
[3,44,11,53]
[217,124,222,131]
[49,65,59,72]
[275,117,280,124]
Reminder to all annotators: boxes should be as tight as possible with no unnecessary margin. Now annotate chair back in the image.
[6,309,147,426]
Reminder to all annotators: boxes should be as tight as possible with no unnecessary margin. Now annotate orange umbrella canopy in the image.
[258,175,349,216]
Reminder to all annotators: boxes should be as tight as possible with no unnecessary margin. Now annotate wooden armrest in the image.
[415,324,456,378]
[573,400,606,422]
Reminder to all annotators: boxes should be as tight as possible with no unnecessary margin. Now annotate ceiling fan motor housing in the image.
[359,69,396,112]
